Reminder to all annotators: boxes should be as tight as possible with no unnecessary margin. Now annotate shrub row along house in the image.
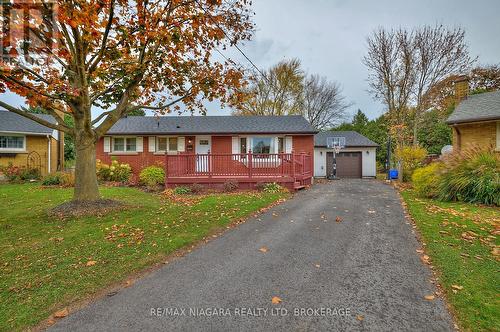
[96,115,317,190]
[0,111,64,176]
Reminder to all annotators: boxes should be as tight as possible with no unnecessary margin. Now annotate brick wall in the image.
[452,121,497,151]
[0,135,62,175]
[211,136,232,154]
[292,135,314,176]
[96,137,165,177]
[96,134,316,180]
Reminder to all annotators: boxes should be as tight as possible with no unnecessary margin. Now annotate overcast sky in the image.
[2,0,500,121]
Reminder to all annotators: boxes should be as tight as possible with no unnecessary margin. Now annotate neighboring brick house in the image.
[96,115,317,189]
[446,87,500,153]
[0,111,64,175]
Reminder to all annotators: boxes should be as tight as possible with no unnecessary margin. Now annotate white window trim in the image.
[156,136,178,154]
[111,136,138,153]
[0,134,26,152]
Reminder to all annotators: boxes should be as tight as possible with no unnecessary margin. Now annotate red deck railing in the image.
[164,151,312,182]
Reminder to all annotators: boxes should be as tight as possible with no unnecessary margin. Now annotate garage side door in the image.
[336,152,362,178]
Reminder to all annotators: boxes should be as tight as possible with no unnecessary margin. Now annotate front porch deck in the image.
[165,152,312,190]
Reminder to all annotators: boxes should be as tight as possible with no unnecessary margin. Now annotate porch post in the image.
[164,152,168,188]
[208,149,212,178]
[292,149,296,181]
[248,149,253,178]
[301,152,306,177]
[280,152,284,177]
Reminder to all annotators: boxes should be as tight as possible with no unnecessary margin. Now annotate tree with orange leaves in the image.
[0,0,253,202]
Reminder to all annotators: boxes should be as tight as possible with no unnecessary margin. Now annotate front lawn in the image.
[401,189,499,332]
[0,184,287,331]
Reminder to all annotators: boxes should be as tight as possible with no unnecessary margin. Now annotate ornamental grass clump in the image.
[437,145,499,205]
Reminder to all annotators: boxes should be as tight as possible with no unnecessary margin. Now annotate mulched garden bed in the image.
[48,199,127,219]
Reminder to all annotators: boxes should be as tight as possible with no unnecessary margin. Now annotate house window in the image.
[113,137,136,152]
[0,135,25,150]
[169,137,178,151]
[240,137,247,153]
[157,137,168,152]
[199,139,209,145]
[252,137,272,154]
[278,137,284,153]
[157,137,178,152]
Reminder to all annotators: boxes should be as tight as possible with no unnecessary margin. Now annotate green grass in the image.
[401,189,500,332]
[0,184,287,331]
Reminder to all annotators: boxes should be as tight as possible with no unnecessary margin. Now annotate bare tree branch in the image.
[0,101,72,133]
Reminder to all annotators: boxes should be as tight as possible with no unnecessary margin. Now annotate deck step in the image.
[293,182,305,190]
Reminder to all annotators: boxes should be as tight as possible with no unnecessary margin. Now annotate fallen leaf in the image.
[367,210,376,214]
[271,296,282,304]
[47,319,56,326]
[451,285,463,290]
[416,249,424,254]
[86,260,97,267]
[420,255,430,264]
[315,264,320,268]
[356,315,364,321]
[424,295,435,301]
[124,280,134,288]
[259,246,268,253]
[335,216,343,223]
[54,308,68,318]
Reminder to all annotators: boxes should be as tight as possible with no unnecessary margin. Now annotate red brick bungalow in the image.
[96,115,317,190]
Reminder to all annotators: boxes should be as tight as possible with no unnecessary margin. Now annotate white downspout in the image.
[47,135,51,174]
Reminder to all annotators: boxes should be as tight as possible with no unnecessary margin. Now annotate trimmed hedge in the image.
[411,162,442,198]
[139,166,165,188]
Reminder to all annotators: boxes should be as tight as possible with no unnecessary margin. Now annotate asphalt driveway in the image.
[51,180,454,331]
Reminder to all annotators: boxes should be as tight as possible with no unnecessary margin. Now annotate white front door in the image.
[196,136,211,172]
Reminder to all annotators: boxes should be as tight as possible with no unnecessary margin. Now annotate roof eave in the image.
[106,131,319,135]
[0,130,53,136]
[314,144,379,148]
[446,115,500,125]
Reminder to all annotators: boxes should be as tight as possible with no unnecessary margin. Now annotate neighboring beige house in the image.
[446,80,500,152]
[0,111,64,175]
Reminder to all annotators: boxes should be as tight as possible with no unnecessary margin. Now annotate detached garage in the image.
[314,131,378,178]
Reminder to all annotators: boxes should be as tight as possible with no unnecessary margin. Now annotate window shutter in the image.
[177,137,186,152]
[285,136,293,153]
[232,137,239,154]
[136,137,143,152]
[148,136,156,152]
[104,137,111,153]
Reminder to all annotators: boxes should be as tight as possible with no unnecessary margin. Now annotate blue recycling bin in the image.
[389,169,398,180]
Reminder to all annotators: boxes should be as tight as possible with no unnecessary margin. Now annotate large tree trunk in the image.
[74,133,100,201]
